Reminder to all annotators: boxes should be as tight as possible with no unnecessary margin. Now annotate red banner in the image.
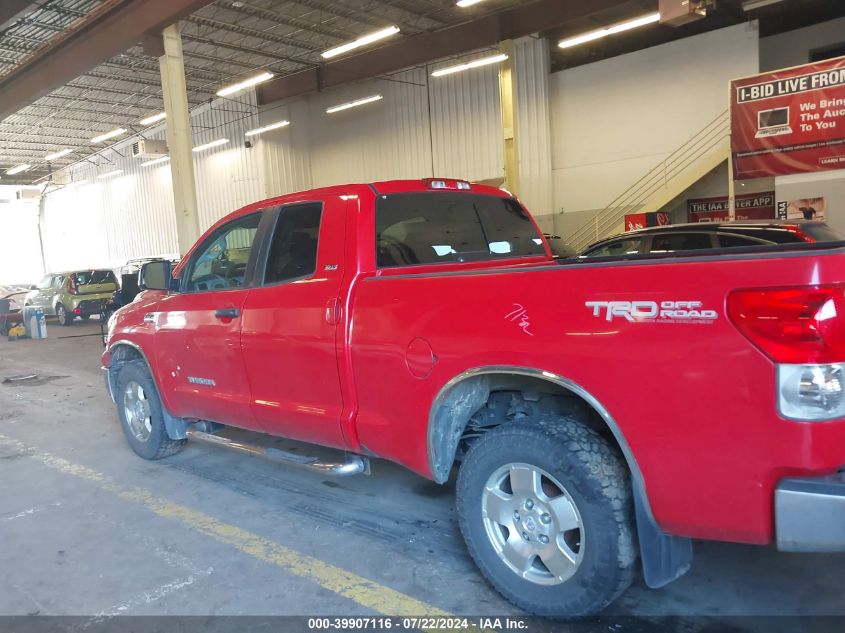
[687,191,775,223]
[731,56,845,179]
[625,213,647,231]
[624,212,671,231]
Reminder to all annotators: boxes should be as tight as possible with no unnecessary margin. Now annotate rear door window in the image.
[375,193,545,267]
[264,203,323,284]
[582,237,646,258]
[717,234,769,248]
[648,233,714,253]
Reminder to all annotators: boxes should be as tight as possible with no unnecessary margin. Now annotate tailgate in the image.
[77,282,116,295]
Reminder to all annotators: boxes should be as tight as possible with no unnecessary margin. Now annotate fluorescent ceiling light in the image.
[456,0,485,6]
[558,12,660,49]
[321,26,400,59]
[326,94,383,114]
[141,156,169,167]
[193,138,229,152]
[216,72,274,97]
[245,120,291,136]
[90,128,127,143]
[6,164,31,175]
[98,169,122,179]
[742,0,785,9]
[139,112,166,126]
[45,149,72,161]
[431,53,508,77]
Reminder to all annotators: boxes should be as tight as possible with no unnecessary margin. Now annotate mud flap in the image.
[634,481,693,588]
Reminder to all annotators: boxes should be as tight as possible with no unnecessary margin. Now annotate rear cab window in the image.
[375,193,546,268]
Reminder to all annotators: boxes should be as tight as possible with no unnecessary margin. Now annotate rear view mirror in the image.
[138,260,173,291]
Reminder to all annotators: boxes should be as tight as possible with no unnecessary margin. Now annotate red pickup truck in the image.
[103,178,845,616]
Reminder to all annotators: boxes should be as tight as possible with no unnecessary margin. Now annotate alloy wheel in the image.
[123,380,152,442]
[481,462,584,585]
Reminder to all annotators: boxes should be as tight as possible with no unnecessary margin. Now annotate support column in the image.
[728,155,736,221]
[158,23,199,255]
[499,39,520,197]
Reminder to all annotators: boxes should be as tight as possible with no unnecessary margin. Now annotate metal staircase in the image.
[566,110,730,253]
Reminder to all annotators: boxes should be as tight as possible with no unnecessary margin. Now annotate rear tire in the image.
[115,360,186,460]
[56,303,72,326]
[456,416,636,617]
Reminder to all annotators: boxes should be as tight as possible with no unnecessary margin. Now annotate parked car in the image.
[104,178,845,616]
[579,219,844,258]
[25,269,118,326]
[543,233,577,260]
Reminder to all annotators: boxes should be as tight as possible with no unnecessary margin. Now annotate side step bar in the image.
[185,429,370,477]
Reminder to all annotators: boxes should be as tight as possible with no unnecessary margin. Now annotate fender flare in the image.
[427,365,692,589]
[106,340,188,440]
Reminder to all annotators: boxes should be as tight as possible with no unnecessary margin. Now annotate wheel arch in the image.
[427,365,692,588]
[107,340,188,440]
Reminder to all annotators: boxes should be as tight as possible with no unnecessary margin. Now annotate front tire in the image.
[56,303,72,326]
[456,417,636,617]
[115,360,186,460]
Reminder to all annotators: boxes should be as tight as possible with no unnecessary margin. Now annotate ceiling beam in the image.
[257,0,626,105]
[0,0,218,121]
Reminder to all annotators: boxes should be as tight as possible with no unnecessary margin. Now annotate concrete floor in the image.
[0,319,843,627]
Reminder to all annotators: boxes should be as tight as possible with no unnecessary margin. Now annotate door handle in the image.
[214,307,240,319]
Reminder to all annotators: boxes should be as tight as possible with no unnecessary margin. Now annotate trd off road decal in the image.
[585,300,718,323]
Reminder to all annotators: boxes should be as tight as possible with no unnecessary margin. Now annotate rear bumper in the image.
[776,472,845,551]
[69,297,108,315]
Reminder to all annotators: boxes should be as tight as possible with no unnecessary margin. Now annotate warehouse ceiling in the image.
[0,0,529,185]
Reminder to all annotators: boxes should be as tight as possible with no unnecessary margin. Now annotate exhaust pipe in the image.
[185,429,369,476]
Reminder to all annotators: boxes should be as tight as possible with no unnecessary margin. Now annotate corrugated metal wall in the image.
[514,37,555,232]
[429,54,503,183]
[259,60,506,195]
[32,39,552,277]
[192,93,263,229]
[40,94,261,271]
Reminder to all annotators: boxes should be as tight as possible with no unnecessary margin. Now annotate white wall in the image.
[760,17,845,72]
[39,94,261,272]
[549,22,760,233]
[0,197,43,285]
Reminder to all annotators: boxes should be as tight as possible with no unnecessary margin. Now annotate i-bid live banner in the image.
[731,56,845,179]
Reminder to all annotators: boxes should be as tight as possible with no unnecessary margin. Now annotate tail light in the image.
[423,178,471,191]
[66,274,79,295]
[728,285,845,421]
[784,224,815,243]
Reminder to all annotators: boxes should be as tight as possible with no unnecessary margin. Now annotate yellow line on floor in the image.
[0,434,450,617]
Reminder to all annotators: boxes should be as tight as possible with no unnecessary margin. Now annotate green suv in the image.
[24,269,118,326]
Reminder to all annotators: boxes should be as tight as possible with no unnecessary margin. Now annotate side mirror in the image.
[138,260,173,291]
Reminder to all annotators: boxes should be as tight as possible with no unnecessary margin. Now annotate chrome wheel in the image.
[56,304,67,325]
[123,380,152,442]
[482,462,584,585]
